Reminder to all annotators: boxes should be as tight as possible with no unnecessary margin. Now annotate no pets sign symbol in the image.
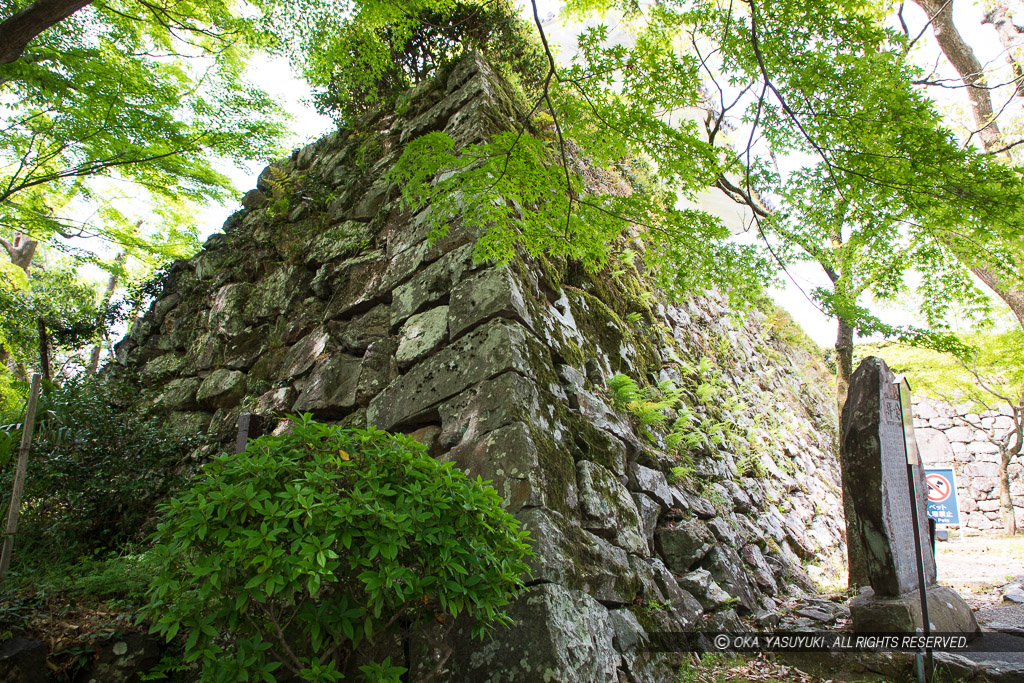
[924,469,960,525]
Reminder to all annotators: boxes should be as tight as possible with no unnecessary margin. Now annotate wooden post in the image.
[0,373,42,580]
[235,413,264,454]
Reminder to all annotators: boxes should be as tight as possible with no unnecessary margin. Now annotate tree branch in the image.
[529,0,575,238]
[0,0,93,65]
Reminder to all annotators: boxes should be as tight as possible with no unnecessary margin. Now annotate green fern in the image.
[667,465,694,485]
[263,165,290,200]
[695,382,716,404]
[607,374,640,408]
[627,400,668,427]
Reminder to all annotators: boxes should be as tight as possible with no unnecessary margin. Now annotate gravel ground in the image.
[934,534,1024,610]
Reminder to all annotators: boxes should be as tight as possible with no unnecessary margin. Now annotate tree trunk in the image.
[86,254,124,374]
[0,0,93,66]
[1,236,36,379]
[983,8,1024,97]
[834,316,870,587]
[910,1,1024,328]
[0,343,11,377]
[0,233,37,272]
[912,0,1003,150]
[835,317,854,415]
[37,317,50,381]
[969,264,1024,330]
[998,445,1017,535]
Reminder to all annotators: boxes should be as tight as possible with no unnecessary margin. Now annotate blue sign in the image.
[924,468,960,526]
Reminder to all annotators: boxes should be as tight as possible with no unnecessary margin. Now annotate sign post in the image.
[896,376,932,683]
[235,413,264,454]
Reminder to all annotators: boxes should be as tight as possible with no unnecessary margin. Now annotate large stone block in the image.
[966,461,999,478]
[967,511,995,529]
[368,319,550,431]
[208,283,250,336]
[641,557,704,626]
[446,422,577,515]
[155,377,201,411]
[197,369,246,409]
[224,326,268,370]
[293,354,362,413]
[740,543,779,596]
[313,252,387,315]
[576,460,647,554]
[655,519,714,573]
[140,353,183,385]
[916,428,953,464]
[628,464,674,511]
[244,266,311,321]
[335,304,390,353]
[355,338,398,405]
[390,243,476,327]
[700,545,758,614]
[677,569,732,612]
[448,266,534,340]
[278,328,329,379]
[0,637,46,683]
[850,586,980,636]
[967,440,1001,455]
[608,609,678,683]
[945,426,974,443]
[303,220,373,264]
[396,305,449,367]
[446,583,620,683]
[517,507,642,606]
[573,388,644,457]
[437,372,543,449]
[632,493,660,553]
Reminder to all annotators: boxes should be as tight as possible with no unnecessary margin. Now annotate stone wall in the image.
[913,397,1023,533]
[110,54,848,681]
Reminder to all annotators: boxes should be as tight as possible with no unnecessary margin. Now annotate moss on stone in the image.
[527,422,577,517]
[535,253,566,295]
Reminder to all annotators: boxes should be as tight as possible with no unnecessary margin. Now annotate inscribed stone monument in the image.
[841,357,979,634]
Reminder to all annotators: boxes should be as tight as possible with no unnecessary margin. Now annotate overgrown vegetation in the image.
[606,354,748,483]
[0,377,202,560]
[279,0,548,123]
[142,415,532,682]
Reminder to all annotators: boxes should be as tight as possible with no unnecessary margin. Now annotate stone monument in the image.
[841,357,979,634]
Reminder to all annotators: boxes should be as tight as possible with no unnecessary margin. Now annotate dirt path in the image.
[934,534,1024,611]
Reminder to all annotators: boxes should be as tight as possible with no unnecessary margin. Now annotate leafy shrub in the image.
[142,415,532,682]
[0,377,201,559]
[302,0,547,123]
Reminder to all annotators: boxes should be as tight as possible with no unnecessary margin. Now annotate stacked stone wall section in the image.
[913,397,1024,533]
[110,54,850,682]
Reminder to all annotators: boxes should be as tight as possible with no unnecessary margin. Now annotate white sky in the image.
[195,1,1019,349]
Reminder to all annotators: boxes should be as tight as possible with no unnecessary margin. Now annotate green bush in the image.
[0,377,201,559]
[306,0,547,124]
[142,415,532,682]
